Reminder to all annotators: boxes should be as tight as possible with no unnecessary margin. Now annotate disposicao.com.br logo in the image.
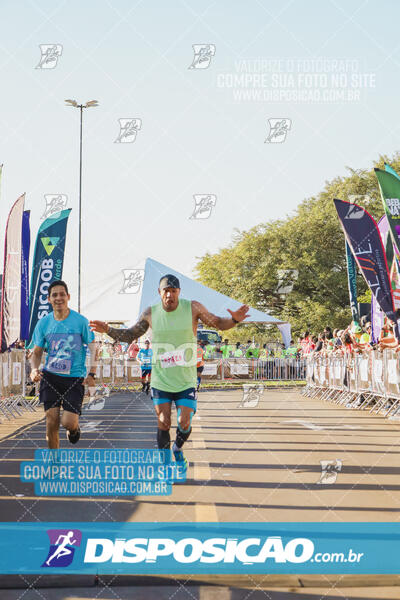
[34,524,368,574]
[81,536,362,566]
[84,535,312,564]
[42,529,82,567]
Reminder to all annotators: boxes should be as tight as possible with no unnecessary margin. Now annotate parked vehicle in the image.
[197,325,221,345]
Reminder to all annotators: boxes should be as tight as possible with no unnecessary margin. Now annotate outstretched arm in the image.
[90,308,151,344]
[192,300,249,330]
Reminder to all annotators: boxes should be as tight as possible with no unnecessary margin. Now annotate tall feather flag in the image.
[20,210,30,340]
[371,216,390,343]
[0,194,26,351]
[384,162,400,181]
[27,209,71,346]
[375,168,400,258]
[345,240,359,322]
[334,198,399,339]
[390,260,400,309]
[0,165,2,311]
[378,164,400,307]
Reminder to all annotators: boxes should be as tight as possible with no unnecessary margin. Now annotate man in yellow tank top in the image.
[90,274,249,472]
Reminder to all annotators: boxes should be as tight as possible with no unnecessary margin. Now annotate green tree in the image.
[195,153,400,338]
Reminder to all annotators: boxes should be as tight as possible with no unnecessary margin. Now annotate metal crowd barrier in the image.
[302,349,400,418]
[92,356,306,388]
[0,350,39,422]
[0,353,307,425]
[254,358,306,380]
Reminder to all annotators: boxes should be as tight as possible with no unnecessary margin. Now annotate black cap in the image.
[159,274,180,290]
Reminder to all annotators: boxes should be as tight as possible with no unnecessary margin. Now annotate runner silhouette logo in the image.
[42,529,82,567]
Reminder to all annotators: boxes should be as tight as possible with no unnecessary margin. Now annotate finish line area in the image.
[0,387,399,522]
[1,388,400,598]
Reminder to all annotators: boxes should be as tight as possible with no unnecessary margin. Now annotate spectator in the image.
[203,341,215,360]
[258,343,268,360]
[305,336,316,354]
[113,342,122,357]
[342,332,354,354]
[325,336,336,352]
[350,322,363,344]
[323,326,333,340]
[359,323,372,347]
[379,317,398,350]
[300,331,311,355]
[214,342,223,357]
[220,338,233,359]
[285,340,298,358]
[100,342,110,359]
[313,333,325,354]
[128,340,139,360]
[274,344,286,359]
[246,343,260,359]
[233,342,243,358]
[334,330,343,348]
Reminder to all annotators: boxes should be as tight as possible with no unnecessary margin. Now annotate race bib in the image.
[159,350,186,369]
[47,357,72,375]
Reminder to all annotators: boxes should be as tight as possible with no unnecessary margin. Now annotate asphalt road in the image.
[1,387,400,598]
[2,387,400,522]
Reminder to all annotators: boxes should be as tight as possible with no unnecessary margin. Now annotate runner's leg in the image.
[141,371,146,392]
[45,407,60,449]
[171,393,196,469]
[196,366,203,391]
[154,401,172,449]
[172,405,193,472]
[60,377,84,444]
[174,405,194,449]
[146,371,151,394]
[61,410,79,434]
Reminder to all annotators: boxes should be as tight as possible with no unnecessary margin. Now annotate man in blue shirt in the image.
[137,339,153,395]
[30,280,96,448]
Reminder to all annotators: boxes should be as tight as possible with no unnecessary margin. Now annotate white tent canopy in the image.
[139,258,292,347]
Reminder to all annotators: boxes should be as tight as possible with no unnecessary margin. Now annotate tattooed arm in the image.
[191,300,250,332]
[90,307,151,344]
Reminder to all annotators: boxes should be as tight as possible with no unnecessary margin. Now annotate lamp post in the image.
[65,99,99,312]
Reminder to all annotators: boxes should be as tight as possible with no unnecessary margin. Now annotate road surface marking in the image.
[282,419,358,430]
[192,416,218,522]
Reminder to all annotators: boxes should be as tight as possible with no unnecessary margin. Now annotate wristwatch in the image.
[88,372,96,378]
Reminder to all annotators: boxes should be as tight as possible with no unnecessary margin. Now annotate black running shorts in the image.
[40,370,85,414]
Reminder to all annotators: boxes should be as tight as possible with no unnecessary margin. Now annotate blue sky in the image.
[0,0,399,322]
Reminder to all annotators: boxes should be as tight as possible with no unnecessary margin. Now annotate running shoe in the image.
[173,444,189,474]
[67,427,81,445]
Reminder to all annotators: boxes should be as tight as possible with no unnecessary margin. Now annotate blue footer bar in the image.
[0,522,398,574]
